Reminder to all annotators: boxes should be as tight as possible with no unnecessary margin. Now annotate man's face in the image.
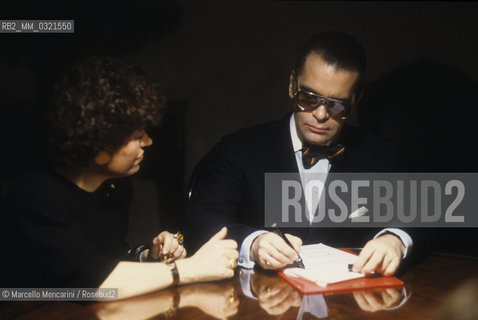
[289,53,359,146]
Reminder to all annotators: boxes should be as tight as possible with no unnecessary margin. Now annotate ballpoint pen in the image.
[272,228,305,268]
[348,264,379,277]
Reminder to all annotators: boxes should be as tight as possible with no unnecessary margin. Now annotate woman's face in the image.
[104,129,152,177]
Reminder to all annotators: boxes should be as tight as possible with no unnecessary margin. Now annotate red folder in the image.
[278,249,404,295]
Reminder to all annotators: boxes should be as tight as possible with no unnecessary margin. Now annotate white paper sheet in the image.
[284,243,364,287]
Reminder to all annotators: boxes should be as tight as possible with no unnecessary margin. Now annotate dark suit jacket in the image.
[184,114,430,267]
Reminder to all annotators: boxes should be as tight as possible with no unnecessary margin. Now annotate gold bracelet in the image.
[167,261,180,286]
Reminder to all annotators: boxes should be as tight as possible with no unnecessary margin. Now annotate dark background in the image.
[1,1,477,255]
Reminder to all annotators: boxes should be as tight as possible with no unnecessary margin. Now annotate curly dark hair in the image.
[48,56,165,166]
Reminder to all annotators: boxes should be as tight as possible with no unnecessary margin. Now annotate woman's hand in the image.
[180,283,239,320]
[148,231,186,261]
[176,227,238,284]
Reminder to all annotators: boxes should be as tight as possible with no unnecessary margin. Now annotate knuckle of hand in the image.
[257,249,265,258]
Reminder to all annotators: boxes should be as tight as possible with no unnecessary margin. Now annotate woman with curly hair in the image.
[1,57,238,299]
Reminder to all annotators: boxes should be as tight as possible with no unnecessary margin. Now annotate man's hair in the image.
[48,56,165,166]
[293,31,367,94]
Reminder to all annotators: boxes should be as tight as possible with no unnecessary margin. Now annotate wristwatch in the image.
[167,261,180,286]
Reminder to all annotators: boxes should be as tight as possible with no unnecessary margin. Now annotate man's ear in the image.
[351,90,364,110]
[94,151,112,165]
[288,71,296,99]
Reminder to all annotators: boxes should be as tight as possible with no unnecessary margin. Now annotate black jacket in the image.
[184,114,430,267]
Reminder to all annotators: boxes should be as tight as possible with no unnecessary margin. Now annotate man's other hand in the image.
[352,234,405,276]
[250,232,302,270]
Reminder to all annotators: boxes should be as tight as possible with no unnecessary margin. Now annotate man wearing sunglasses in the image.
[185,31,424,276]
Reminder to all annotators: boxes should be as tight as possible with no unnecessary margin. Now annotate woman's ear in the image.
[94,151,112,165]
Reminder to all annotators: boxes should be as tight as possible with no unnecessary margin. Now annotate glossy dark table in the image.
[2,253,478,319]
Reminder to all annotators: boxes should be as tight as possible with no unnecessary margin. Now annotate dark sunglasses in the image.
[293,90,352,120]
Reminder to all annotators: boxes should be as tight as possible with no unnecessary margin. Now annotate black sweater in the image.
[1,169,132,288]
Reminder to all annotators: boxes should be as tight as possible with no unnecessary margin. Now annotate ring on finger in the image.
[173,232,184,245]
[228,292,237,304]
[227,257,237,269]
[265,259,271,266]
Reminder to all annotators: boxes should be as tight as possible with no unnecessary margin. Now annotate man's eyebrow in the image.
[299,84,350,102]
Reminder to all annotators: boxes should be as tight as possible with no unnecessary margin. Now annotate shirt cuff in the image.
[238,230,268,269]
[374,228,413,258]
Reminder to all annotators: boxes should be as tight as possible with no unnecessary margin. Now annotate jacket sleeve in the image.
[184,137,259,253]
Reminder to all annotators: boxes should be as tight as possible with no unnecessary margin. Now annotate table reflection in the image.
[93,281,238,320]
[353,287,409,312]
[242,268,411,319]
[1,254,475,319]
[250,271,302,315]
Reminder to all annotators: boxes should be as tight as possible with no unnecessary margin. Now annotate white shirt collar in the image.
[289,113,303,152]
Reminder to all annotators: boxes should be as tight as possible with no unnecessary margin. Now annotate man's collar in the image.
[289,113,351,151]
[289,113,303,152]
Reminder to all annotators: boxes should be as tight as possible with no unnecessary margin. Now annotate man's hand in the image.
[352,234,405,276]
[250,232,302,270]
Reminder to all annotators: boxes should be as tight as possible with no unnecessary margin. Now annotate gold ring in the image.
[228,293,237,304]
[228,258,237,269]
[173,232,184,245]
[265,260,271,266]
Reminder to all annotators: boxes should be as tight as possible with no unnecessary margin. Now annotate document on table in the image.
[283,243,364,287]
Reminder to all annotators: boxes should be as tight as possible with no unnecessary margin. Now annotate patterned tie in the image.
[301,144,345,169]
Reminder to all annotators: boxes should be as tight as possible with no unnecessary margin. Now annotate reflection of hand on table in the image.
[353,287,405,312]
[94,289,175,320]
[180,282,239,320]
[250,271,301,315]
[94,282,238,320]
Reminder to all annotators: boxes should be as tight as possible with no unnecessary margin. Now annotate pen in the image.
[348,264,379,277]
[272,228,305,268]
